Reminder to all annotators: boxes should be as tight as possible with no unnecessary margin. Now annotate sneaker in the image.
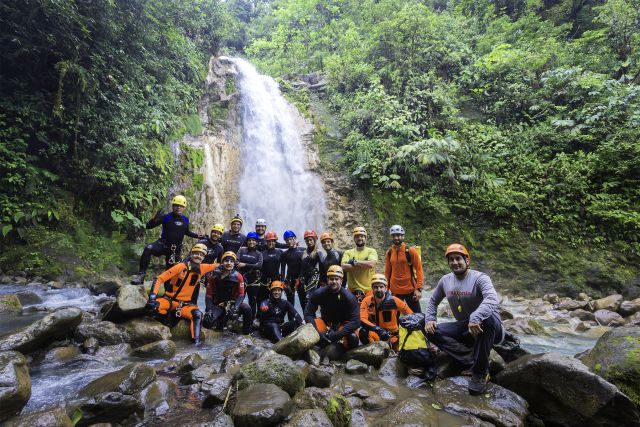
[408,367,425,377]
[468,373,489,395]
[131,272,145,285]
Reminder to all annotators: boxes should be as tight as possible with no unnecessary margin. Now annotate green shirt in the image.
[341,247,378,292]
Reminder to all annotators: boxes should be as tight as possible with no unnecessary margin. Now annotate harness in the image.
[162,265,199,317]
[303,269,320,292]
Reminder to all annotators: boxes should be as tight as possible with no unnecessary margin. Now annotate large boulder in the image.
[119,318,171,346]
[619,298,640,317]
[4,407,72,427]
[557,299,591,311]
[307,364,335,388]
[74,320,126,345]
[131,339,176,359]
[0,351,31,422]
[0,294,21,313]
[69,392,143,427]
[503,318,548,336]
[293,386,351,427]
[89,278,124,296]
[580,326,640,406]
[79,362,156,398]
[15,290,43,306]
[378,357,408,387]
[231,383,292,427]
[220,335,268,373]
[102,285,147,322]
[570,309,596,321]
[593,294,623,312]
[344,341,390,368]
[0,307,82,353]
[496,352,640,426]
[594,309,625,326]
[434,376,528,427]
[140,378,176,417]
[202,373,234,407]
[284,409,333,427]
[236,352,305,396]
[273,323,320,358]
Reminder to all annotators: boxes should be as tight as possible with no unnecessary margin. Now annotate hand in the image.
[228,306,238,317]
[237,262,246,269]
[424,320,437,334]
[348,258,355,266]
[318,333,331,346]
[468,322,483,336]
[198,234,206,239]
[413,289,422,301]
[377,328,390,341]
[326,331,340,342]
[145,294,158,312]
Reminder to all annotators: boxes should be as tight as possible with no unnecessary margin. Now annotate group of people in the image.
[137,195,504,395]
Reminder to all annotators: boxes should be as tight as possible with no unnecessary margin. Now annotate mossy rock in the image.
[0,295,22,313]
[236,353,305,397]
[293,387,351,427]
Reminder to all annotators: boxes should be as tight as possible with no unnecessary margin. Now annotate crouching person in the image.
[203,251,253,335]
[359,274,412,351]
[304,265,360,349]
[145,243,214,345]
[257,281,303,343]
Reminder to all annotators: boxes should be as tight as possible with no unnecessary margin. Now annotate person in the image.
[384,225,424,313]
[145,243,214,345]
[259,231,283,305]
[424,243,504,395]
[132,195,203,285]
[319,232,343,286]
[304,265,360,349]
[237,231,264,317]
[359,273,412,351]
[279,230,304,310]
[299,230,324,309]
[220,214,246,254]
[341,226,378,303]
[250,218,288,252]
[257,281,303,343]
[199,223,225,264]
[203,251,253,334]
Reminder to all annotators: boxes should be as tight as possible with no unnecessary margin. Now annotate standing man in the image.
[319,232,342,286]
[252,218,288,252]
[132,195,203,285]
[384,225,424,313]
[259,231,283,305]
[221,214,246,254]
[300,230,324,309]
[199,223,225,264]
[280,230,304,310]
[424,243,504,395]
[237,231,264,317]
[341,226,378,303]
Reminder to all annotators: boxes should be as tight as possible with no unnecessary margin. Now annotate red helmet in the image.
[319,232,333,242]
[303,230,317,240]
[265,231,278,241]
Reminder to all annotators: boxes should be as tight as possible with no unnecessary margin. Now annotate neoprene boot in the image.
[192,310,203,346]
[131,272,145,285]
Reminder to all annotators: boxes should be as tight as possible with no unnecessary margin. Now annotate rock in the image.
[13,276,27,285]
[220,336,268,373]
[15,290,42,306]
[543,293,559,304]
[351,408,369,427]
[140,378,176,417]
[345,359,368,374]
[89,278,124,296]
[94,343,132,359]
[284,408,333,427]
[377,357,408,387]
[292,386,351,427]
[593,294,623,312]
[181,363,217,385]
[619,298,640,317]
[622,278,640,300]
[319,343,345,361]
[83,337,99,354]
[273,323,320,358]
[79,362,156,397]
[580,326,640,406]
[575,321,592,332]
[205,413,234,427]
[577,292,591,301]
[496,352,640,426]
[0,307,82,353]
[176,352,204,373]
[434,376,529,427]
[131,339,176,359]
[237,352,305,397]
[4,407,72,427]
[202,373,234,407]
[0,294,22,313]
[594,309,625,326]
[0,351,31,422]
[627,312,640,326]
[556,299,590,311]
[45,346,80,363]
[304,349,321,366]
[344,341,390,368]
[363,395,388,410]
[499,307,514,320]
[503,318,548,336]
[231,383,292,427]
[569,309,596,321]
[69,391,143,427]
[119,318,171,346]
[489,349,506,375]
[437,304,453,317]
[102,285,147,322]
[74,320,127,345]
[347,395,363,408]
[307,364,335,388]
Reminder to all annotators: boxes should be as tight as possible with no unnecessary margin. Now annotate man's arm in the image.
[336,295,361,337]
[359,297,376,329]
[469,274,500,324]
[150,263,183,295]
[410,248,424,290]
[146,211,165,229]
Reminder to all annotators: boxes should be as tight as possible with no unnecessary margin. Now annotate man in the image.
[132,195,203,285]
[319,232,343,286]
[359,273,412,350]
[259,231,283,304]
[279,230,304,310]
[199,223,225,264]
[203,251,253,335]
[237,231,264,317]
[341,226,378,302]
[424,243,504,395]
[221,214,246,254]
[304,265,360,349]
[257,281,303,343]
[300,230,324,309]
[384,224,424,313]
[251,218,288,252]
[145,243,214,345]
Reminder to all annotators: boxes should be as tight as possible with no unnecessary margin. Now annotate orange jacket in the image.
[384,243,424,295]
[151,262,218,302]
[360,291,412,332]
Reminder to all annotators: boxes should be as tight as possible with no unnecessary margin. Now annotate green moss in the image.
[184,145,204,169]
[595,363,602,372]
[185,113,203,136]
[225,78,235,96]
[325,395,351,427]
[193,173,204,191]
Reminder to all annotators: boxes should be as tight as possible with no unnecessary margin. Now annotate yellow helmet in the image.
[222,251,237,262]
[171,195,187,207]
[231,214,243,225]
[353,226,367,237]
[371,274,388,286]
[211,223,224,234]
[191,243,207,254]
[327,265,344,278]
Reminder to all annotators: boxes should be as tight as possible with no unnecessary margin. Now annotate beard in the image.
[375,291,385,299]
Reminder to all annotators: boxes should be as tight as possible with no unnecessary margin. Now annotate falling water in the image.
[230,58,326,236]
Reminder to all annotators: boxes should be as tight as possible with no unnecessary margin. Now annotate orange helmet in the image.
[221,251,237,262]
[303,230,318,240]
[319,232,333,242]
[327,265,344,278]
[444,243,470,260]
[265,231,278,241]
[371,273,388,286]
[270,281,285,290]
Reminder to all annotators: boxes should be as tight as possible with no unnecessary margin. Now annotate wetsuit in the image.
[204,268,252,334]
[236,247,263,317]
[259,247,283,304]
[253,237,288,252]
[199,238,224,264]
[300,247,324,309]
[359,290,412,350]
[221,231,246,254]
[139,212,199,273]
[320,248,343,286]
[257,296,302,343]
[304,286,360,349]
[280,247,304,311]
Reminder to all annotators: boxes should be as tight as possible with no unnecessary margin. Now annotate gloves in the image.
[145,294,158,312]
[376,327,390,341]
[318,333,332,346]
[204,309,213,322]
[347,258,355,266]
[228,305,238,317]
[325,331,340,343]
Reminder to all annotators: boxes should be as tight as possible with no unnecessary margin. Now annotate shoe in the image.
[194,338,202,346]
[408,367,425,377]
[468,373,489,395]
[131,272,145,285]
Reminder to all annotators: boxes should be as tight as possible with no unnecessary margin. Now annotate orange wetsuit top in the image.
[384,243,424,295]
[360,290,412,332]
[151,262,218,302]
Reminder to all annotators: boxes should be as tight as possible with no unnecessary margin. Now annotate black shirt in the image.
[146,212,198,245]
[237,247,263,284]
[320,248,343,284]
[258,297,302,325]
[261,248,283,282]
[221,231,246,254]
[280,247,304,283]
[198,238,224,264]
[304,286,360,338]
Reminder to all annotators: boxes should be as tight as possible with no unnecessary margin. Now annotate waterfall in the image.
[230,58,326,236]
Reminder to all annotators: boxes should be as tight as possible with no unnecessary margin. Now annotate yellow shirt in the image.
[342,247,378,292]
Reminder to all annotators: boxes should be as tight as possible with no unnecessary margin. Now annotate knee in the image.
[344,333,359,349]
[192,309,202,320]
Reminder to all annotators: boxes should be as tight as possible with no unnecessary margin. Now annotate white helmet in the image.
[389,225,405,235]
[255,218,267,226]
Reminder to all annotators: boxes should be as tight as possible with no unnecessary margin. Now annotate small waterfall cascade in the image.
[230,57,326,236]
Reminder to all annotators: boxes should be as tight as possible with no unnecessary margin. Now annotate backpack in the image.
[397,314,435,379]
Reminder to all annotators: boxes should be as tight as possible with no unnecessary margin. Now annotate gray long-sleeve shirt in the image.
[426,269,501,325]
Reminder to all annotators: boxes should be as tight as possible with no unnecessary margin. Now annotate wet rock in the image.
[580,326,640,406]
[119,318,171,346]
[304,348,321,366]
[204,413,234,427]
[0,307,82,353]
[181,363,217,385]
[45,346,80,363]
[543,293,559,304]
[377,357,408,387]
[0,294,22,313]
[503,318,549,336]
[202,373,234,407]
[569,309,596,321]
[75,320,126,345]
[556,298,591,311]
[489,349,506,375]
[221,338,267,374]
[0,351,31,422]
[577,292,591,301]
[575,321,592,332]
[102,285,147,322]
[319,343,345,361]
[347,395,363,408]
[15,290,42,306]
[285,408,333,427]
[131,339,176,359]
[499,307,514,320]
[377,386,397,402]
[594,309,625,326]
[307,364,335,388]
[79,362,156,397]
[176,352,204,373]
[69,391,143,427]
[83,337,99,354]
[627,312,640,326]
[345,359,368,374]
[292,386,351,427]
[231,383,292,427]
[273,323,320,358]
[89,278,124,296]
[237,352,305,396]
[363,395,388,410]
[434,376,529,427]
[619,298,640,317]
[140,378,176,417]
[4,407,72,427]
[496,352,640,426]
[94,343,132,359]
[344,341,390,368]
[351,408,369,427]
[592,294,623,312]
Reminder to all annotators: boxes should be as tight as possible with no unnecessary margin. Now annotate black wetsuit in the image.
[304,286,360,342]
[253,237,288,252]
[300,247,324,309]
[280,247,304,311]
[204,269,252,334]
[259,247,283,303]
[237,247,263,317]
[221,231,246,254]
[257,296,302,343]
[139,212,199,273]
[320,248,343,285]
[198,238,224,264]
